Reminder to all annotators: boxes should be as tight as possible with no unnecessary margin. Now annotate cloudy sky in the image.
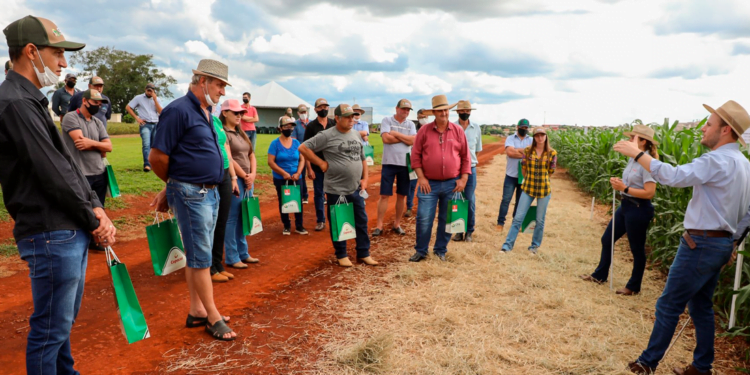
[3,0,750,126]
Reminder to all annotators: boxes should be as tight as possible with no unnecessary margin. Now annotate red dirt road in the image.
[0,141,506,374]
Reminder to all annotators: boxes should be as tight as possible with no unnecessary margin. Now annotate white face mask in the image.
[299,113,308,120]
[31,46,58,87]
[419,118,428,125]
[203,82,218,107]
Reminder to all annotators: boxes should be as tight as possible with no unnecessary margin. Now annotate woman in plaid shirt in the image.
[501,127,557,254]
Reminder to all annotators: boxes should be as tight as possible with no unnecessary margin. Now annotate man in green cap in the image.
[0,15,116,374]
[496,118,533,231]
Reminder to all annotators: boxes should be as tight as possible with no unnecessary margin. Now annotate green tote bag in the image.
[518,160,524,185]
[104,158,121,198]
[105,247,150,344]
[445,192,468,234]
[521,206,538,233]
[364,144,375,166]
[281,181,302,214]
[330,195,357,242]
[145,212,186,276]
[406,152,418,180]
[241,191,263,236]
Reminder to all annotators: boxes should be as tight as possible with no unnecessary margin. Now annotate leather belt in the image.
[189,183,217,190]
[685,229,732,238]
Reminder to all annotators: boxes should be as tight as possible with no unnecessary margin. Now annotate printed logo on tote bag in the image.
[161,247,186,275]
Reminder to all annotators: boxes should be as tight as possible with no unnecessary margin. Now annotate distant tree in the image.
[69,47,177,114]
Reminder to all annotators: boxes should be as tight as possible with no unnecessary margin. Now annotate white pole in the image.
[729,240,745,329]
[590,196,595,220]
[611,189,615,291]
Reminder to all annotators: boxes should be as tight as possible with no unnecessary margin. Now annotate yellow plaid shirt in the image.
[521,147,557,198]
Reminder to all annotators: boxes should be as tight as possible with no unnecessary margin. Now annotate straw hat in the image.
[352,104,365,114]
[452,100,476,111]
[703,100,750,146]
[623,124,659,145]
[192,59,231,86]
[430,95,457,110]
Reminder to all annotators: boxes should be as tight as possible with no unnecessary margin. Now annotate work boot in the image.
[452,233,465,241]
[628,361,655,374]
[211,273,229,283]
[404,208,412,217]
[465,232,473,242]
[358,256,379,266]
[315,222,325,231]
[337,257,353,267]
[673,364,711,375]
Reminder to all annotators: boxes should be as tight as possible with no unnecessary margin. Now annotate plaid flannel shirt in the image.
[521,147,557,198]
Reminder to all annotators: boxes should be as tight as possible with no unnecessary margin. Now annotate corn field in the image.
[548,119,750,338]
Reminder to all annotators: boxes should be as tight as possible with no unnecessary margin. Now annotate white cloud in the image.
[251,34,319,56]
[184,40,213,58]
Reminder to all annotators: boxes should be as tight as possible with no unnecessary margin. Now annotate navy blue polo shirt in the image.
[152,91,224,184]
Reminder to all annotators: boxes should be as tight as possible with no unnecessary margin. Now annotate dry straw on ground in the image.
[308,154,740,374]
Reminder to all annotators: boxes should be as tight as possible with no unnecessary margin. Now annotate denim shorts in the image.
[380,164,410,196]
[167,179,219,269]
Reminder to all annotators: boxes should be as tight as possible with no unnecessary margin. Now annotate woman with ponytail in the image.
[580,124,658,295]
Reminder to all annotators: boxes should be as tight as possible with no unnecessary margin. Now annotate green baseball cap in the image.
[517,118,530,127]
[83,89,108,103]
[334,103,355,117]
[4,15,85,51]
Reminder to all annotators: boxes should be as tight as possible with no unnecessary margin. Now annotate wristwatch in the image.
[624,187,630,194]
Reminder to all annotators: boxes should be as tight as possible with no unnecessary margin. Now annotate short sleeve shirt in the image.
[60,110,109,176]
[622,157,656,198]
[268,138,301,179]
[505,134,533,178]
[463,120,483,167]
[353,120,370,144]
[127,94,160,123]
[225,128,253,174]
[303,127,364,195]
[381,116,417,166]
[240,104,258,131]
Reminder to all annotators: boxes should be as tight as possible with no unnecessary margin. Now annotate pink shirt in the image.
[411,121,471,181]
[240,104,258,131]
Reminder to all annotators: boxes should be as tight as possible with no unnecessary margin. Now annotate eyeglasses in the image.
[232,111,243,116]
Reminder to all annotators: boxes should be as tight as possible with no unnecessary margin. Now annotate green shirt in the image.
[212,116,229,169]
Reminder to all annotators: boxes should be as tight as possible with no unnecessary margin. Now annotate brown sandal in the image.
[579,274,604,284]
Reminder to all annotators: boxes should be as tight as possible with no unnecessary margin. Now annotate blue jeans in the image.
[497,174,522,226]
[140,122,157,167]
[407,178,417,210]
[274,178,304,230]
[326,190,370,259]
[313,169,326,223]
[244,130,257,152]
[465,167,477,233]
[167,179,219,269]
[415,179,456,256]
[224,179,251,265]
[17,229,90,375]
[591,198,654,292]
[502,191,551,251]
[637,234,733,372]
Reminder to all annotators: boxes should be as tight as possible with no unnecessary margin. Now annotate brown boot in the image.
[211,273,229,283]
[673,364,711,375]
[220,271,234,280]
[337,257,353,267]
[358,256,379,266]
[495,224,504,232]
[628,361,655,374]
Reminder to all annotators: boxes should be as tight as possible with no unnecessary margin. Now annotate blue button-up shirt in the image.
[292,119,309,143]
[353,120,370,145]
[152,91,224,184]
[504,133,533,177]
[650,143,750,236]
[462,120,483,167]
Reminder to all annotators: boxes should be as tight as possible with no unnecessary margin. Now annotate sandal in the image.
[579,274,604,284]
[205,319,236,341]
[186,314,230,328]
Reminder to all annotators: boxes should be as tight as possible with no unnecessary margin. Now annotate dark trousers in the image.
[313,169,326,223]
[591,198,654,292]
[86,171,109,208]
[326,190,370,259]
[300,166,309,200]
[497,174,522,226]
[407,178,417,210]
[273,178,304,230]
[210,168,232,275]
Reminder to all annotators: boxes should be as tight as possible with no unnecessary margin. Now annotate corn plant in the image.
[549,118,750,337]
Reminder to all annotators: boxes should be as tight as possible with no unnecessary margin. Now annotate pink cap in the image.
[221,99,246,113]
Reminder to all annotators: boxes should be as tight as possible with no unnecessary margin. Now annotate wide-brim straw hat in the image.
[452,100,476,111]
[431,95,457,111]
[623,124,659,145]
[704,100,750,146]
[192,59,231,86]
[352,104,365,114]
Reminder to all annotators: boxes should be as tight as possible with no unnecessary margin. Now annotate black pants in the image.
[591,197,654,292]
[86,171,109,208]
[211,168,232,275]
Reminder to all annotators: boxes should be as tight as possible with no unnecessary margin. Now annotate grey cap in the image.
[145,83,156,91]
[64,73,76,80]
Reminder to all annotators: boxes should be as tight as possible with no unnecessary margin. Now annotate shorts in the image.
[380,164,410,196]
[167,179,219,268]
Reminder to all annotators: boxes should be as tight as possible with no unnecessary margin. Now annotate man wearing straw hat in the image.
[150,59,237,341]
[409,95,471,262]
[615,101,750,375]
[352,104,369,144]
[1,15,116,374]
[299,104,377,267]
[452,100,482,242]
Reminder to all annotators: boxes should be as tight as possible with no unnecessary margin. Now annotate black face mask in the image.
[518,128,528,137]
[243,98,249,104]
[316,109,328,118]
[66,80,76,88]
[459,113,471,121]
[281,129,293,137]
[86,102,100,116]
